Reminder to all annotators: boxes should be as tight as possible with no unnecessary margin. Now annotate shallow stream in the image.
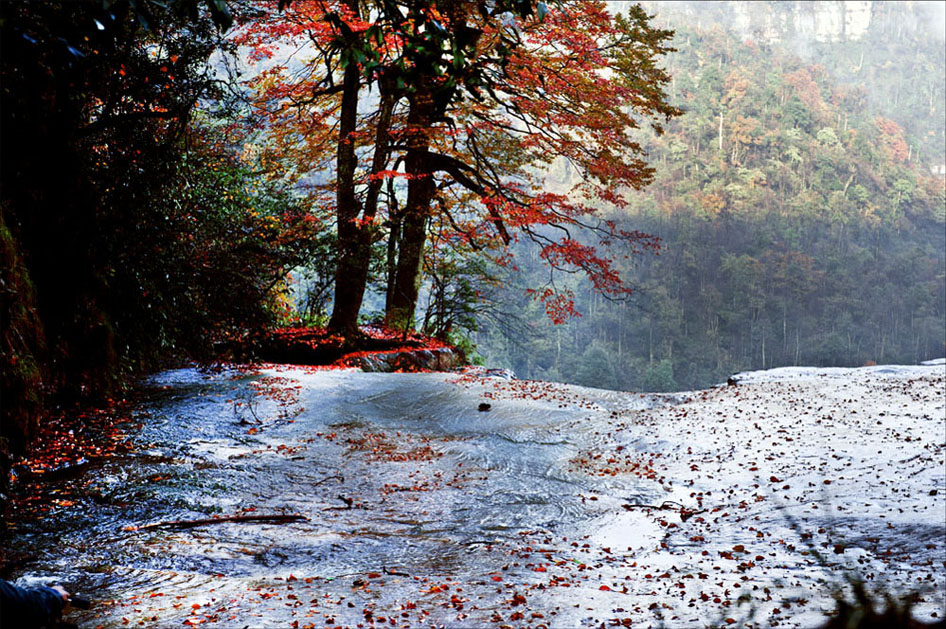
[7,364,944,627]
[6,366,670,627]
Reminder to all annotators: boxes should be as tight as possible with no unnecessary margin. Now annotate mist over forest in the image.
[472,0,946,391]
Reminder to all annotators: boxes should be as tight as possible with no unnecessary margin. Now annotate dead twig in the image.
[622,501,705,522]
[123,513,307,532]
[323,494,355,511]
[312,474,344,486]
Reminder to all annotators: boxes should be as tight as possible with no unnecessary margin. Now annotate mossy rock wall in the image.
[1,210,47,460]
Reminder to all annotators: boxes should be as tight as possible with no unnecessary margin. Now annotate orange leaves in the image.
[482,184,659,321]
[345,431,444,464]
[364,169,417,182]
[784,68,825,113]
[540,239,629,296]
[571,448,664,480]
[233,1,334,60]
[12,400,136,517]
[518,227,653,322]
[525,287,581,325]
[874,117,909,163]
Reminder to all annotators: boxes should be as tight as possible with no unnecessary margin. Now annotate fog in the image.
[474,0,946,392]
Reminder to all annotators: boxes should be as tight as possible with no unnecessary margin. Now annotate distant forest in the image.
[474,7,946,391]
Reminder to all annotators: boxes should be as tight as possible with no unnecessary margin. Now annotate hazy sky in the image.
[610,1,946,42]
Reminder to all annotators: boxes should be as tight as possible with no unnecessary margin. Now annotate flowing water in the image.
[5,366,671,627]
[6,364,944,628]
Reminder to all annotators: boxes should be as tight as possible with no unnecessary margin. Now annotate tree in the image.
[237,0,391,336]
[1,1,229,402]
[238,0,544,335]
[239,1,681,333]
[575,345,618,390]
[383,2,681,328]
[642,358,676,392]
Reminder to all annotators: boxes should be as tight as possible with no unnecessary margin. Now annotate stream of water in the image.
[6,366,671,627]
[6,364,944,628]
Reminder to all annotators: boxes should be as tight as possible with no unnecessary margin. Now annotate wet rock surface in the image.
[3,363,943,627]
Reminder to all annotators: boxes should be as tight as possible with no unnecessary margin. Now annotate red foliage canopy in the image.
[234,1,680,323]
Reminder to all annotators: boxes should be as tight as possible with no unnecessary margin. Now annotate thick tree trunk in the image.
[328,45,398,335]
[385,91,436,331]
[383,1,474,332]
[387,205,430,330]
[327,38,364,336]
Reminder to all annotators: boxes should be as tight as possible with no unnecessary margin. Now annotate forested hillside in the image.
[475,7,946,391]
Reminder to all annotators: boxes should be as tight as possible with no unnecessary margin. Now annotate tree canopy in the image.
[235,0,680,333]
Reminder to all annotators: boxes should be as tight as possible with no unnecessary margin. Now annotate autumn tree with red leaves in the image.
[236,0,680,334]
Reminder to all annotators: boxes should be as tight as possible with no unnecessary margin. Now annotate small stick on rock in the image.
[324,495,355,511]
[123,514,307,532]
[622,501,704,522]
[312,474,344,486]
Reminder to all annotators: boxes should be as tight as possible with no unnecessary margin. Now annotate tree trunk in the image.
[386,90,436,331]
[327,7,366,336]
[718,110,724,152]
[384,176,401,314]
[842,172,855,196]
[761,326,766,369]
[328,59,398,335]
[794,326,800,365]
